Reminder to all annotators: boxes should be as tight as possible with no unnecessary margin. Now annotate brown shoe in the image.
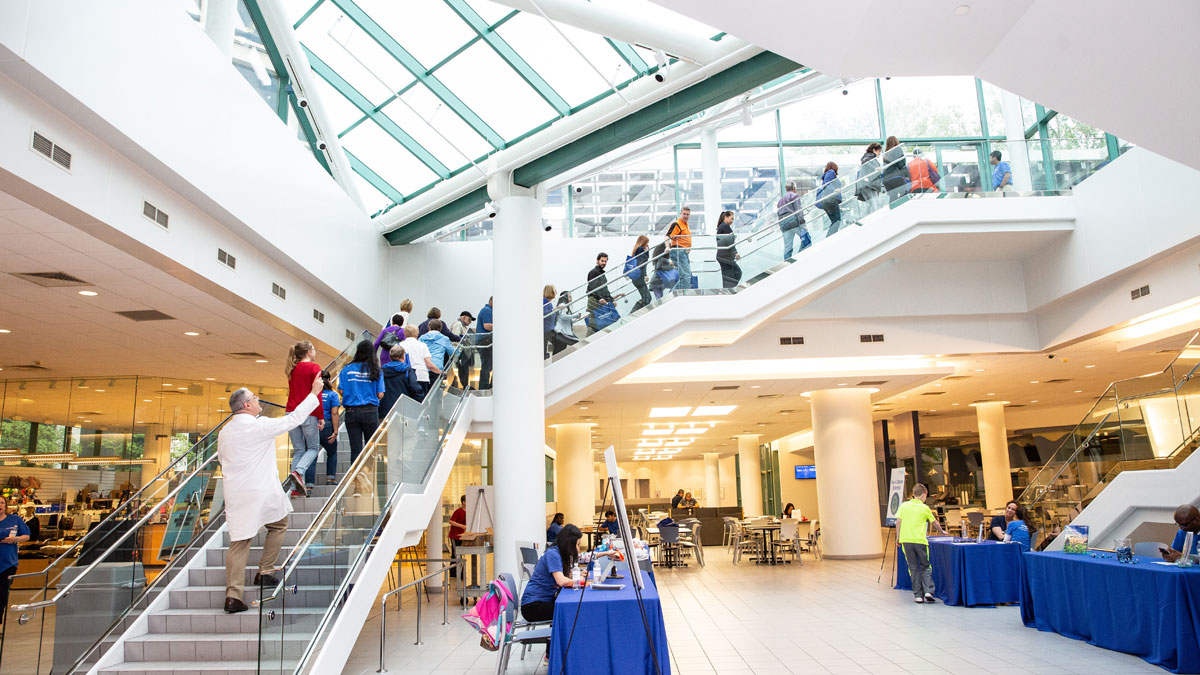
[224,597,249,614]
[253,572,281,586]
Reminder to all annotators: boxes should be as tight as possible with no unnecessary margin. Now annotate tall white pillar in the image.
[811,388,883,559]
[491,192,546,578]
[202,0,238,60]
[555,424,596,527]
[703,452,721,507]
[700,128,722,231]
[975,401,1013,510]
[737,435,762,517]
[1000,90,1033,191]
[425,507,443,589]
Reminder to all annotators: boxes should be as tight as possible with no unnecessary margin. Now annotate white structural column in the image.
[1000,90,1033,191]
[975,402,1014,510]
[425,508,443,589]
[703,452,721,507]
[700,128,722,226]
[811,388,883,559]
[491,192,546,578]
[736,435,762,517]
[201,0,238,59]
[555,424,596,527]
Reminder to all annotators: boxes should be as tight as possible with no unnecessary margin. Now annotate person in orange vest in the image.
[666,207,692,291]
[908,148,941,194]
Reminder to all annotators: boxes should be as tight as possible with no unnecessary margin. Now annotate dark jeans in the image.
[717,255,741,288]
[631,277,651,311]
[821,200,842,235]
[521,600,555,623]
[477,335,493,390]
[544,330,554,359]
[305,423,338,485]
[343,405,380,465]
[0,565,14,624]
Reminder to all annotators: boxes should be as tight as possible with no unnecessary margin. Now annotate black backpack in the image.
[380,328,402,349]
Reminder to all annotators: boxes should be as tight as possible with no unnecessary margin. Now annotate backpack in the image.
[461,578,514,651]
[623,254,643,281]
[380,328,402,349]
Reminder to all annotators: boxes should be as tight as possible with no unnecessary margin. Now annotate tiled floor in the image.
[342,546,1166,675]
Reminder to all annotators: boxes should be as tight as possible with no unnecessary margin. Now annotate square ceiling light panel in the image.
[649,407,692,418]
[691,405,737,416]
[641,428,673,436]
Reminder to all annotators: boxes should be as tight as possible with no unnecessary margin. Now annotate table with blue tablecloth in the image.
[894,537,1022,606]
[1020,551,1200,673]
[550,571,671,674]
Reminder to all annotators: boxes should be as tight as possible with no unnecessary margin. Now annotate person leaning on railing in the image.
[217,375,323,614]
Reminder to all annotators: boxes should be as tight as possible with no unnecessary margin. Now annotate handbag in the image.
[656,268,679,287]
[623,254,643,281]
[590,303,620,331]
[380,328,402,349]
[799,229,812,249]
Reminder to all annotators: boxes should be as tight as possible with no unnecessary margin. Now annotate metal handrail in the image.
[377,558,465,672]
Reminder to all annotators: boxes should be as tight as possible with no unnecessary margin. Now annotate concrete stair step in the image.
[188,564,348,588]
[146,607,324,634]
[123,632,311,662]
[205,543,356,567]
[99,660,295,675]
[219,526,371,548]
[168,585,339,611]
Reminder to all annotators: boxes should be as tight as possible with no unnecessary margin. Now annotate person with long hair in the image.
[1003,504,1033,549]
[908,148,941,194]
[715,210,741,289]
[781,502,796,519]
[989,500,1020,541]
[546,512,565,544]
[521,524,616,622]
[629,235,652,311]
[336,340,384,467]
[816,161,843,235]
[551,291,583,355]
[284,340,322,496]
[881,135,909,202]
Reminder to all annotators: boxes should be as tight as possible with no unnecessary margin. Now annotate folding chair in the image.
[495,572,552,673]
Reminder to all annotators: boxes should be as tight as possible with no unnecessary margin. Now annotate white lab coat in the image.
[217,395,319,541]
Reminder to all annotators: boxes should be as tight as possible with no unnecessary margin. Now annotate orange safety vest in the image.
[668,218,692,249]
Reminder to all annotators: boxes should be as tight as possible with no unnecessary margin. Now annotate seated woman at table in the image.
[679,492,699,508]
[781,503,798,519]
[522,524,616,622]
[989,500,1019,541]
[546,512,564,545]
[1163,504,1200,562]
[1002,505,1033,549]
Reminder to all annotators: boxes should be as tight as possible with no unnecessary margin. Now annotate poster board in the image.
[464,485,494,533]
[157,474,210,559]
[884,467,906,526]
[603,447,644,591]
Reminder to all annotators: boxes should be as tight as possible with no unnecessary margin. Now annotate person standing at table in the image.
[1002,505,1033,549]
[0,495,30,622]
[895,483,948,604]
[781,503,797,519]
[671,489,685,509]
[989,500,1019,540]
[1163,504,1200,562]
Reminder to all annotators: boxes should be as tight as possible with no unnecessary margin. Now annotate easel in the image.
[877,524,896,584]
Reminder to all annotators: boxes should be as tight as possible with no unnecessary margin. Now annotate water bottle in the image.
[571,566,581,585]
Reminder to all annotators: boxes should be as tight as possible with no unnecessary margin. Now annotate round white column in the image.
[811,388,882,559]
[974,401,1013,510]
[703,452,721,507]
[425,506,443,588]
[555,424,596,527]
[491,194,546,577]
[737,435,762,517]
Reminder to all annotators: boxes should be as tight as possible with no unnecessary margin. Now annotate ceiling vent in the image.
[577,400,594,405]
[859,334,884,343]
[142,201,169,229]
[31,131,72,171]
[313,309,325,324]
[217,248,236,269]
[345,329,356,341]
[226,352,267,360]
[779,336,804,345]
[920,391,946,396]
[857,380,887,386]
[272,282,287,300]
[941,375,972,381]
[11,271,90,287]
[711,385,740,391]
[1007,404,1025,408]
[756,393,782,399]
[114,309,175,322]
[1,363,49,372]
[1043,378,1072,384]
[1130,285,1150,300]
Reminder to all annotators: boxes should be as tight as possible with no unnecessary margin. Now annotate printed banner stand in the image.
[884,467,906,526]
[157,474,210,561]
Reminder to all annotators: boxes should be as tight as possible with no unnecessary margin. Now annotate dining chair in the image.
[657,524,683,567]
[679,522,704,567]
[772,518,802,565]
[1133,541,1168,557]
[494,572,552,674]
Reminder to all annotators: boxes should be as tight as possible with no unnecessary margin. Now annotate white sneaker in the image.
[924,593,936,603]
[913,596,924,603]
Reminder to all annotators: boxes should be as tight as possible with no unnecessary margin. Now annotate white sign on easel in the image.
[603,447,645,591]
[465,485,494,533]
[884,467,906,526]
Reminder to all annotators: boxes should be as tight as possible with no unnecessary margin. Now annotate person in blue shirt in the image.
[306,371,340,486]
[0,496,31,620]
[601,510,620,536]
[1003,504,1033,549]
[1163,504,1200,561]
[546,512,564,545]
[336,340,384,465]
[522,523,616,623]
[476,298,493,390]
[379,345,420,417]
[990,150,1013,191]
[418,319,453,373]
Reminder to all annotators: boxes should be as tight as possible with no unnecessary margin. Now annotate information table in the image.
[549,571,671,675]
[1020,551,1200,673]
[895,537,1022,606]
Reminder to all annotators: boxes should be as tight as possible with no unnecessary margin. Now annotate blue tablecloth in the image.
[894,537,954,591]
[895,538,1022,606]
[550,571,671,675]
[1020,551,1200,673]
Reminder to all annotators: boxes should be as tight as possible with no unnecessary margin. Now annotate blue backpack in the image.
[623,254,643,281]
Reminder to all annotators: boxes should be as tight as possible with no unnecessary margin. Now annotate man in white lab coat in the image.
[218,376,322,613]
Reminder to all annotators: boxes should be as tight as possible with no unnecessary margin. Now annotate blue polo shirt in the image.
[547,521,562,544]
[1172,529,1200,556]
[338,362,383,406]
[523,547,565,605]
[992,161,1012,188]
[602,519,620,535]
[1005,519,1031,549]
[320,390,340,422]
[0,514,30,570]
[477,304,493,337]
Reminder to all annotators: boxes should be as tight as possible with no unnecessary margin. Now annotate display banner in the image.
[884,467,906,526]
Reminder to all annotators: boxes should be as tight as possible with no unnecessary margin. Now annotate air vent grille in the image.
[711,385,740,391]
[271,283,287,300]
[857,380,887,386]
[920,391,946,396]
[217,248,236,270]
[1043,378,1072,384]
[143,201,168,229]
[31,131,71,171]
[226,352,267,360]
[313,309,325,324]
[114,310,175,322]
[859,334,885,343]
[756,393,782,399]
[345,329,355,341]
[1131,285,1150,300]
[12,271,90,287]
[779,336,804,345]
[941,375,971,381]
[1,363,49,372]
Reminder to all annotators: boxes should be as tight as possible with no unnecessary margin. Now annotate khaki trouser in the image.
[225,515,288,601]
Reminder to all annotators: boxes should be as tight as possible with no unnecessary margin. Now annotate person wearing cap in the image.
[450,310,475,390]
[776,182,805,260]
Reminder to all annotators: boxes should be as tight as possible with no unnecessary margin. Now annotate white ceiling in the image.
[644,0,1200,171]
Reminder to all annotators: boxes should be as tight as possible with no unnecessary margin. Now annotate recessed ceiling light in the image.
[932,383,942,387]
[184,331,200,336]
[691,405,737,416]
[77,290,98,296]
[143,399,152,402]
[205,377,215,381]
[751,385,761,389]
[0,330,10,334]
[642,428,673,436]
[952,403,959,406]
[1031,400,1039,403]
[1074,390,1083,393]
[953,4,970,15]
[975,369,985,372]
[1029,380,1039,384]
[987,393,995,396]
[662,388,672,392]
[899,396,907,399]
[579,406,589,410]
[255,359,269,363]
[649,406,691,418]
[163,383,173,387]
[94,389,104,392]
[1085,365,1095,368]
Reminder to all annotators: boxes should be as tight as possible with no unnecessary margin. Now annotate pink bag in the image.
[461,578,514,651]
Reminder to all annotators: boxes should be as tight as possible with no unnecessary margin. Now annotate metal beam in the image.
[345,150,405,203]
[386,51,799,245]
[330,0,505,149]
[444,0,570,117]
[606,38,649,76]
[305,47,451,179]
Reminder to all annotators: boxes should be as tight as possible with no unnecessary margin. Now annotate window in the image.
[545,455,554,502]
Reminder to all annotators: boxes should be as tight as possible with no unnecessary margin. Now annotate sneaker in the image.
[288,471,308,497]
[924,593,936,603]
[913,596,924,603]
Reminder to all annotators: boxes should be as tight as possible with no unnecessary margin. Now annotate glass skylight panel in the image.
[349,171,394,214]
[435,41,557,140]
[297,4,397,104]
[357,0,476,70]
[279,0,318,25]
[496,14,613,108]
[880,76,982,138]
[340,119,438,194]
[464,0,514,25]
[778,81,880,140]
[309,75,369,133]
[397,83,492,163]
[382,85,486,170]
